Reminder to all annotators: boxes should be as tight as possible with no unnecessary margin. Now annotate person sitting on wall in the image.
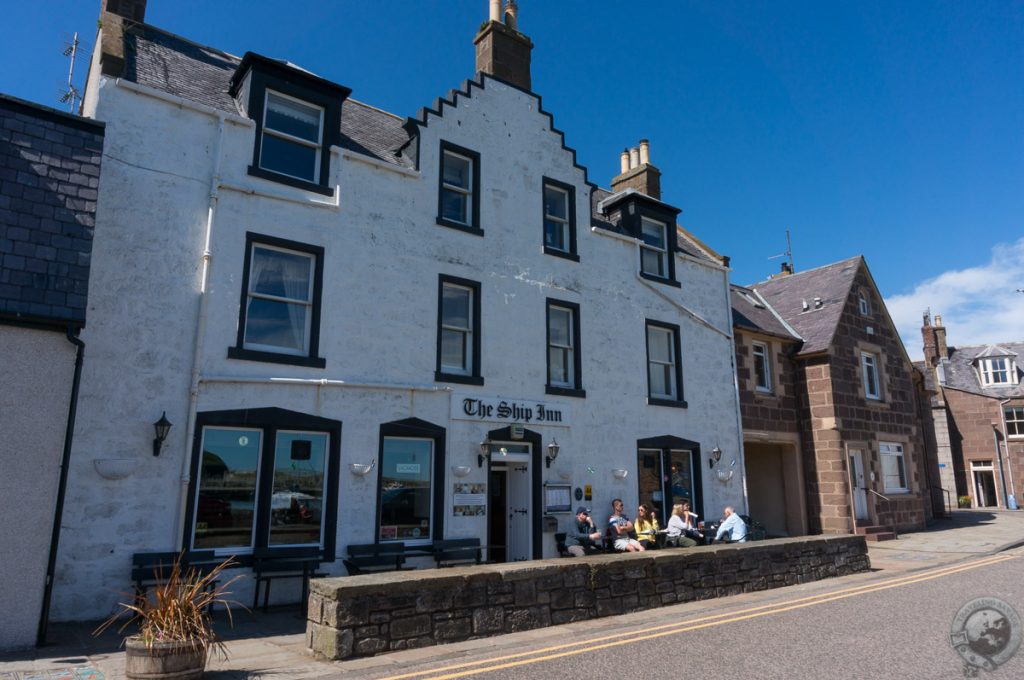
[566,507,603,556]
[608,498,645,552]
[714,506,748,543]
[665,502,700,547]
[635,503,660,549]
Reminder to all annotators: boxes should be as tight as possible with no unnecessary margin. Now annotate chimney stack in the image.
[934,314,948,360]
[475,0,533,91]
[921,310,944,366]
[610,138,662,200]
[98,0,148,77]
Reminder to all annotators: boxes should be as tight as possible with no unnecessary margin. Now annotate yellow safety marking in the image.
[378,553,1015,680]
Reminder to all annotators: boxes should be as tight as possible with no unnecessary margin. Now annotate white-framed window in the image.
[980,358,1014,386]
[378,437,434,544]
[236,236,322,363]
[259,90,324,183]
[436,275,481,383]
[752,341,772,393]
[646,322,681,401]
[439,142,479,228]
[543,183,570,253]
[547,304,574,388]
[858,290,871,316]
[879,442,908,492]
[640,217,668,278]
[1006,406,1024,437]
[861,351,882,400]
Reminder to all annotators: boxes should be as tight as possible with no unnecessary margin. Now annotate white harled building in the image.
[54,0,745,619]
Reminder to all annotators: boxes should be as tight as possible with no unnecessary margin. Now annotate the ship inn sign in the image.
[452,394,571,427]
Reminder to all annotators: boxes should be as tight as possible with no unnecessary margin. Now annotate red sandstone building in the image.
[919,314,1023,510]
[731,256,934,539]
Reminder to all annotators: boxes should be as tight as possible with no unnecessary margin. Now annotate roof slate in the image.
[123,24,412,168]
[730,285,801,341]
[940,342,1024,399]
[751,256,862,355]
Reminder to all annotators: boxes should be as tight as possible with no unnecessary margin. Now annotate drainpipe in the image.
[174,114,225,546]
[36,326,85,646]
[999,395,1015,501]
[992,426,1009,509]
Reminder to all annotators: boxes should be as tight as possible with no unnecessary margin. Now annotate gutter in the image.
[36,326,85,646]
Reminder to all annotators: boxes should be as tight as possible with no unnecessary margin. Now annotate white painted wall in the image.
[53,74,744,620]
[0,327,74,650]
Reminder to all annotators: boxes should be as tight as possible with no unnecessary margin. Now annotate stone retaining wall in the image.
[307,535,869,660]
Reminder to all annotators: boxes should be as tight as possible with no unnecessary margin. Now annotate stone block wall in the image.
[944,389,1024,508]
[734,330,802,434]
[307,535,869,660]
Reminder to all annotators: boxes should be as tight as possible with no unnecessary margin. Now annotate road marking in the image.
[378,553,1015,680]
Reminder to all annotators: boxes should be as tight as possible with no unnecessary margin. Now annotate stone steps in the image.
[854,523,897,541]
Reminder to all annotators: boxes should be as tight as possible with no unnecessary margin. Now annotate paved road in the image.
[342,548,1024,680]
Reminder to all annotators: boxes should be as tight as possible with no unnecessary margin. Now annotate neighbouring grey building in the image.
[0,93,104,650]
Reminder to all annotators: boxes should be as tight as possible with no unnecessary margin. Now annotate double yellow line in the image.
[378,552,1016,680]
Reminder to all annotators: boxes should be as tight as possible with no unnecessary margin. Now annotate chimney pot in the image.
[474,0,532,90]
[489,0,501,22]
[619,150,630,174]
[504,0,518,30]
[629,147,640,169]
[639,139,650,165]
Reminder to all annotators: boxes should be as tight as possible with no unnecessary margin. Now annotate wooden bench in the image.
[342,542,413,576]
[131,550,218,598]
[251,546,325,614]
[432,538,484,567]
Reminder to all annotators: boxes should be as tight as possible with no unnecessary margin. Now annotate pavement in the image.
[4,509,1023,680]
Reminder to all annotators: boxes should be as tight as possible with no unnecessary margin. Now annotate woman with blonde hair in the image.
[665,502,699,547]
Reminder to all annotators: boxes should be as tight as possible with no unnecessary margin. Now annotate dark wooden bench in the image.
[251,546,325,614]
[131,550,218,598]
[433,538,484,567]
[342,542,414,575]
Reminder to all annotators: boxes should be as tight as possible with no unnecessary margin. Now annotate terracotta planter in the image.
[124,637,207,680]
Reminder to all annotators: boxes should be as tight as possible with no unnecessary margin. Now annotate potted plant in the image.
[95,555,241,679]
[958,495,972,509]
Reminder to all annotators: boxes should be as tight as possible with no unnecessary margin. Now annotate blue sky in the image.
[4,1,1023,355]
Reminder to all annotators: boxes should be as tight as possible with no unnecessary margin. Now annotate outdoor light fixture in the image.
[349,460,375,477]
[716,459,737,483]
[152,411,172,456]
[709,445,722,469]
[545,439,560,468]
[477,438,491,468]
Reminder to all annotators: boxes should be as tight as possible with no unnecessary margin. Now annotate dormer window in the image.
[260,91,323,183]
[228,52,348,197]
[640,217,668,278]
[980,357,1015,386]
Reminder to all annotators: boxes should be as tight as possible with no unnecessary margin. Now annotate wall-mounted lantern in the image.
[477,438,491,468]
[708,445,722,469]
[152,412,172,456]
[545,439,560,469]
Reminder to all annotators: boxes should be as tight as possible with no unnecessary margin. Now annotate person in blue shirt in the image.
[714,506,748,543]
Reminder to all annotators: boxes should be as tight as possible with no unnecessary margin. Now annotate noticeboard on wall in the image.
[543,483,572,513]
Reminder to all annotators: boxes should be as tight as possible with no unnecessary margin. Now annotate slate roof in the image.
[0,94,104,328]
[750,256,863,356]
[730,285,801,341]
[938,342,1024,399]
[122,23,413,168]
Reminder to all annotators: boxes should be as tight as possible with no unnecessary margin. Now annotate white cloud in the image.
[885,238,1024,360]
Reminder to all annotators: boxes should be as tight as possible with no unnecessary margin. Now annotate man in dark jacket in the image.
[566,507,603,556]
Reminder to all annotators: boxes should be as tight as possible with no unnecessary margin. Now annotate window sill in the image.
[436,217,484,237]
[882,489,911,495]
[435,371,484,386]
[247,166,335,197]
[545,385,586,398]
[647,397,688,409]
[228,346,326,368]
[639,272,681,288]
[543,246,580,262]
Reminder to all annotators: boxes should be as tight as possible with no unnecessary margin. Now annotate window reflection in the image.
[194,428,261,549]
[269,432,328,546]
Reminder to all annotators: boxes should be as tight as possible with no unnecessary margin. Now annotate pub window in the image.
[436,274,483,385]
[437,141,482,235]
[378,438,434,543]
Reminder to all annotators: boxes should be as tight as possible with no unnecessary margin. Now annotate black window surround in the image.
[228,52,349,197]
[436,140,483,236]
[645,319,687,408]
[636,435,703,525]
[541,177,579,262]
[228,231,326,368]
[435,274,484,385]
[603,193,682,287]
[183,407,341,563]
[375,418,447,544]
[545,298,585,398]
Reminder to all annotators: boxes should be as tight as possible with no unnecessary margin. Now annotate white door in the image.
[848,450,869,521]
[506,462,531,561]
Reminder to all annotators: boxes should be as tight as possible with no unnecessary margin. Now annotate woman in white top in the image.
[665,502,698,547]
